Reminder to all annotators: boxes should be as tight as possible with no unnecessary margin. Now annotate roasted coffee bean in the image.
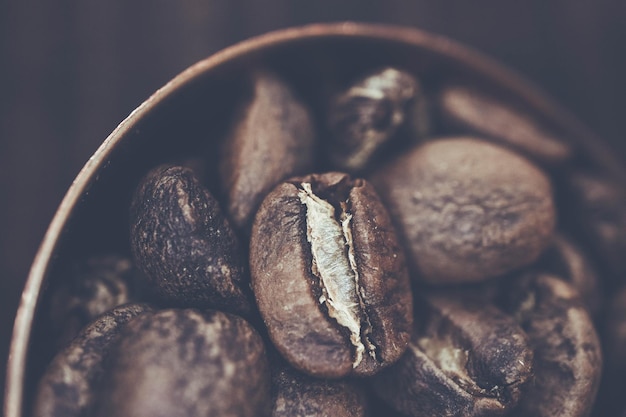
[563,171,626,279]
[271,365,368,417]
[130,164,250,314]
[327,67,427,172]
[220,70,316,231]
[250,172,413,378]
[537,234,602,316]
[372,137,556,284]
[33,303,152,417]
[502,273,602,417]
[94,309,271,417]
[371,294,533,417]
[49,254,135,348]
[436,82,572,165]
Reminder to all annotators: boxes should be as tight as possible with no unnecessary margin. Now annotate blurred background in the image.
[1,0,626,403]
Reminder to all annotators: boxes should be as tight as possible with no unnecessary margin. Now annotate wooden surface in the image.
[2,0,626,403]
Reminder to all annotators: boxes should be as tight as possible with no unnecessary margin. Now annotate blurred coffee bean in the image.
[537,234,602,316]
[94,309,271,417]
[250,172,413,378]
[33,303,152,417]
[220,70,316,232]
[130,164,251,314]
[372,137,555,284]
[371,294,533,417]
[436,82,572,165]
[563,171,626,281]
[271,365,368,417]
[503,273,602,417]
[48,254,135,349]
[327,67,427,172]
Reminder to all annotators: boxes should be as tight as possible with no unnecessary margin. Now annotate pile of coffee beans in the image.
[33,64,626,417]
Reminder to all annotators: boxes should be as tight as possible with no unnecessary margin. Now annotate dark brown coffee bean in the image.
[372,137,556,284]
[94,309,271,417]
[48,254,135,349]
[502,273,602,417]
[563,171,626,280]
[250,172,413,378]
[130,164,250,314]
[271,365,368,417]
[33,303,152,417]
[327,67,427,172]
[371,294,533,417]
[537,234,602,316]
[436,82,572,165]
[220,70,316,231]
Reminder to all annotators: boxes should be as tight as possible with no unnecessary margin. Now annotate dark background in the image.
[2,0,626,404]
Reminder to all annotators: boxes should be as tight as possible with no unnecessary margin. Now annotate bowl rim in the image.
[5,21,618,417]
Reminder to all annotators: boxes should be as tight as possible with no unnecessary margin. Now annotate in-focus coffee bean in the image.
[130,164,251,314]
[250,172,413,378]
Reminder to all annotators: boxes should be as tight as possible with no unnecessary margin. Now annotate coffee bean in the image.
[220,70,316,231]
[250,172,413,378]
[502,273,602,417]
[372,137,556,284]
[537,234,602,316]
[563,171,626,280]
[436,82,572,165]
[94,309,271,417]
[48,254,135,349]
[271,365,368,417]
[130,164,251,314]
[371,294,533,417]
[327,67,427,172]
[33,303,152,417]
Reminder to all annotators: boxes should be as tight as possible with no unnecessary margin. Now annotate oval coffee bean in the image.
[272,365,368,417]
[502,273,602,417]
[372,137,556,284]
[371,294,533,417]
[327,67,427,172]
[250,172,413,378]
[130,164,251,314]
[94,309,271,417]
[537,234,602,316]
[436,82,572,165]
[220,69,316,231]
[33,303,152,417]
[563,171,626,280]
[49,254,135,349]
